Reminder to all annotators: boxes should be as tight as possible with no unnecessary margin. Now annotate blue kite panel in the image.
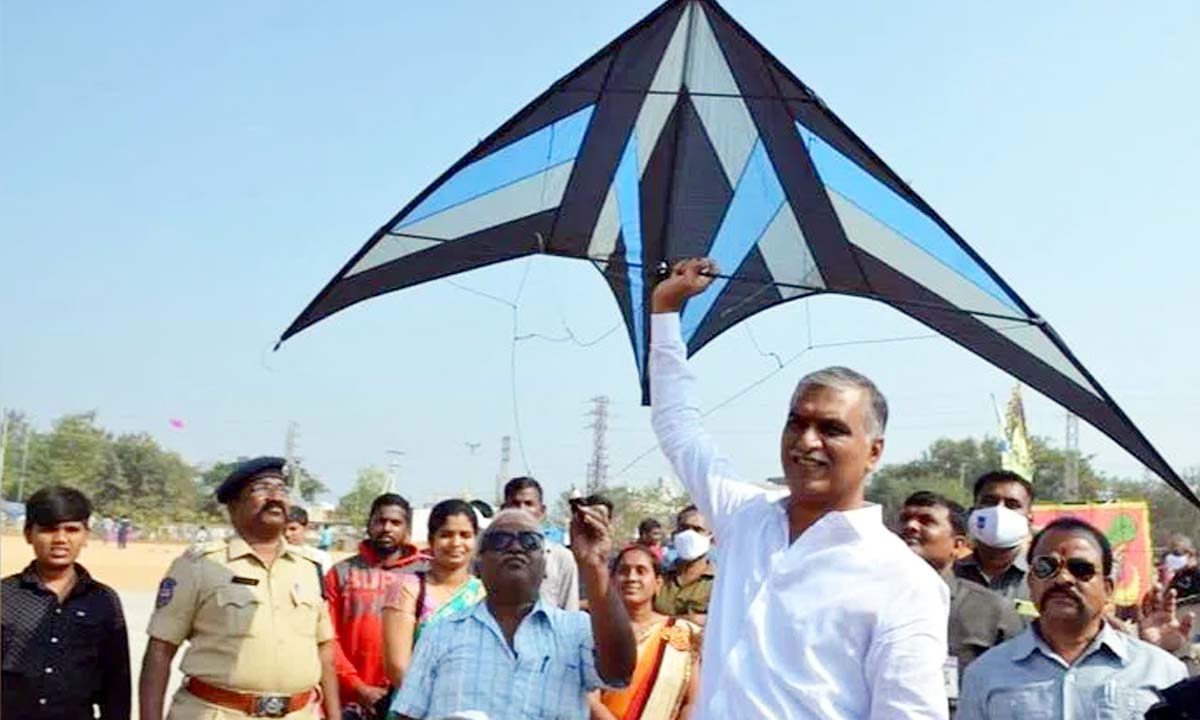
[615,134,646,371]
[796,122,1020,312]
[681,140,785,342]
[394,105,596,230]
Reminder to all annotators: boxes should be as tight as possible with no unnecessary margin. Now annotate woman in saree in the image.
[382,498,486,687]
[591,544,701,720]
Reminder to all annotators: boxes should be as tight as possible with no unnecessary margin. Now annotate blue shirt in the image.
[957,622,1186,719]
[389,599,616,720]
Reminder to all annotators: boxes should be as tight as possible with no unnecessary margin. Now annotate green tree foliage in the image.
[107,433,200,523]
[2,411,204,527]
[196,461,239,519]
[292,464,328,503]
[1106,469,1200,547]
[337,466,388,527]
[867,434,1109,523]
[553,484,691,542]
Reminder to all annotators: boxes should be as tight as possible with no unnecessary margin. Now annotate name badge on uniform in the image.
[231,576,260,586]
[942,656,959,700]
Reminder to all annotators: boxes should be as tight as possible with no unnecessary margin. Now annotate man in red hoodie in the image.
[324,494,429,718]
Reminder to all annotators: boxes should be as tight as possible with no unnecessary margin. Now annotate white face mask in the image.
[968,505,1029,549]
[1164,552,1189,573]
[673,529,711,561]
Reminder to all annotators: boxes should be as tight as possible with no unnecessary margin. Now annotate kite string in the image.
[509,259,535,474]
[443,258,625,477]
[611,324,1029,477]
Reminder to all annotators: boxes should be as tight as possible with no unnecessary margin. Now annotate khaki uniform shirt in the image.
[954,554,1039,619]
[654,558,715,617]
[147,536,334,718]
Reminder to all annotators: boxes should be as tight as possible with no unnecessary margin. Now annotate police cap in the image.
[216,456,287,504]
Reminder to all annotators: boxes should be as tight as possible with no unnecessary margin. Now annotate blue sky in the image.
[3,1,1197,507]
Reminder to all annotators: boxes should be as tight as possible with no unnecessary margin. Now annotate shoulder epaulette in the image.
[290,544,324,566]
[183,540,226,560]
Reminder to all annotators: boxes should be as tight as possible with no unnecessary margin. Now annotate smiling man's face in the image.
[780,384,883,510]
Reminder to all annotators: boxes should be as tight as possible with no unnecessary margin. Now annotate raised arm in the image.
[572,506,635,686]
[651,258,768,535]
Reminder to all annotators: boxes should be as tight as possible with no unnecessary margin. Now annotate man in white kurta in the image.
[650,258,950,719]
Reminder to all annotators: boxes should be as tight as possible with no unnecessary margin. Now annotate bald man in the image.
[388,508,635,720]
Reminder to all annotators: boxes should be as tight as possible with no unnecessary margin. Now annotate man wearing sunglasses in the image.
[140,456,341,720]
[957,517,1187,719]
[389,507,636,720]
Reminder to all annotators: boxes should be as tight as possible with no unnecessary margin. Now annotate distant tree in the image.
[337,466,388,527]
[1,410,40,501]
[291,463,328,503]
[197,461,240,519]
[1106,468,1200,548]
[553,483,691,542]
[108,433,200,524]
[36,413,115,499]
[867,434,1108,522]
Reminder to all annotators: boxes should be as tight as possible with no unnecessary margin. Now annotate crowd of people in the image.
[3,257,1199,719]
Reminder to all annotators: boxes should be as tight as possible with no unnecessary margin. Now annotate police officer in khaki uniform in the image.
[138,457,341,719]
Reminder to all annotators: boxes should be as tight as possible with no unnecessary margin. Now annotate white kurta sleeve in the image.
[650,312,767,537]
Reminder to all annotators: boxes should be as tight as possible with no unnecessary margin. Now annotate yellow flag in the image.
[1001,384,1035,481]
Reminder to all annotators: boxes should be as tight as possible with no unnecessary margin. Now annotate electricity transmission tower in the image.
[1064,412,1080,500]
[495,436,511,505]
[585,396,610,494]
[385,449,405,494]
[284,421,300,489]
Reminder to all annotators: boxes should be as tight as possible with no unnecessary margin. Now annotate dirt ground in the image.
[1,534,187,590]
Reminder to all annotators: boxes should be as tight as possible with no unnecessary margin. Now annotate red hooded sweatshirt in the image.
[324,541,430,702]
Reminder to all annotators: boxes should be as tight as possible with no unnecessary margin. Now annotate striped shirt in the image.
[389,599,612,719]
[956,622,1186,719]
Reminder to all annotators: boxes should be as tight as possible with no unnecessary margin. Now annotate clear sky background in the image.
[3,1,1198,508]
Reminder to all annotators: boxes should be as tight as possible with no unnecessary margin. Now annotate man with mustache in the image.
[388,507,636,719]
[324,493,430,718]
[140,456,341,719]
[898,492,1023,707]
[957,517,1187,719]
[650,258,950,719]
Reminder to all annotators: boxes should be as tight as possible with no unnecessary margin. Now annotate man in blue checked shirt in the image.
[389,506,636,720]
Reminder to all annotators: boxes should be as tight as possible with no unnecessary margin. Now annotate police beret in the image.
[216,456,287,503]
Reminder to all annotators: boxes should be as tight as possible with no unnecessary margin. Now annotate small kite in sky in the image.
[168,418,185,429]
[279,0,1197,507]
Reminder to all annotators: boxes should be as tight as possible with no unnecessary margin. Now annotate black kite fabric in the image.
[280,0,1197,507]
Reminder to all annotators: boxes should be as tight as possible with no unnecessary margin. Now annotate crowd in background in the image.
[4,258,1200,719]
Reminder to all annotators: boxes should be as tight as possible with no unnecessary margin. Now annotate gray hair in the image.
[791,366,888,438]
[477,508,541,553]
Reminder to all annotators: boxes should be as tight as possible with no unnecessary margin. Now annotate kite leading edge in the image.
[278,0,1198,508]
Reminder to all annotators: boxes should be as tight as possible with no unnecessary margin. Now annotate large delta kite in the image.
[280,0,1198,507]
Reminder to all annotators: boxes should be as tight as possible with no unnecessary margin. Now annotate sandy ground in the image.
[1,535,348,719]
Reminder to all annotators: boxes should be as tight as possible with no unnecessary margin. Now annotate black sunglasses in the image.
[481,530,544,554]
[1031,555,1099,583]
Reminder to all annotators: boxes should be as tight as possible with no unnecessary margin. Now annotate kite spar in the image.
[279,0,1199,508]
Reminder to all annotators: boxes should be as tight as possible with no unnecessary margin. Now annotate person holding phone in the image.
[388,506,635,720]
